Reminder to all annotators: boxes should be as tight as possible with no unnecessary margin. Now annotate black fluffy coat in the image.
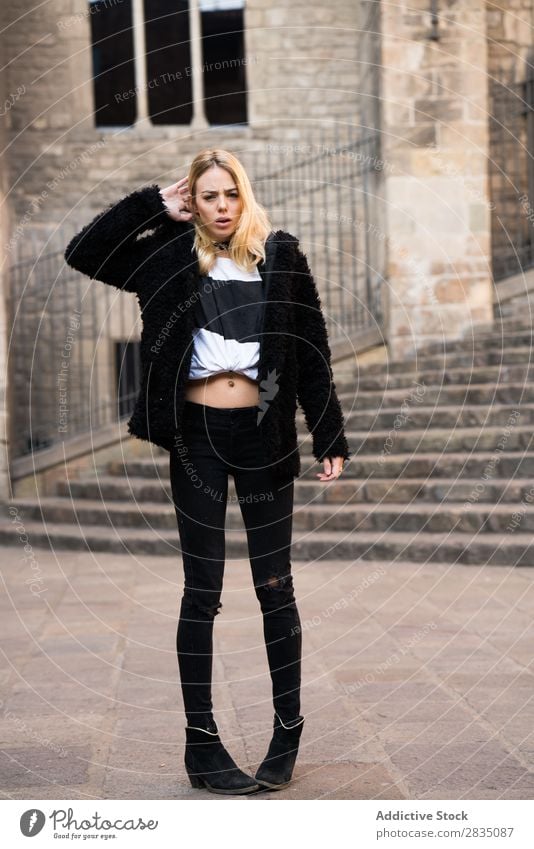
[64,185,351,479]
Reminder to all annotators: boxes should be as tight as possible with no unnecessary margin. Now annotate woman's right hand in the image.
[159,176,194,223]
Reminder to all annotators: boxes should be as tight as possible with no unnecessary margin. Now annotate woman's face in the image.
[191,165,243,241]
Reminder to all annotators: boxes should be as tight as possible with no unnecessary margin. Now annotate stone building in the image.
[1,1,533,566]
[1,0,380,486]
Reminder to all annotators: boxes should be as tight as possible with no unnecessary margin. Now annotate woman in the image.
[64,149,351,795]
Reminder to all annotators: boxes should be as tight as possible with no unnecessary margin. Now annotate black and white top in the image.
[188,256,264,381]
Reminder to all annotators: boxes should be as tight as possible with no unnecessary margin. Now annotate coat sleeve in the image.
[293,242,352,464]
[63,183,183,293]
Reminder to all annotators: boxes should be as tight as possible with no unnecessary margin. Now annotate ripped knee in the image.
[265,573,292,590]
[256,568,296,606]
[182,591,222,619]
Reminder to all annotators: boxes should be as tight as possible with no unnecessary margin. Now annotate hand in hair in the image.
[159,177,194,223]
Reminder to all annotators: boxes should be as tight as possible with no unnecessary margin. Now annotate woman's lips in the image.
[215,218,231,225]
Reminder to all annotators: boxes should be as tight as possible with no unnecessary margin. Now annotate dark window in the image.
[143,0,193,124]
[90,0,137,127]
[115,341,141,418]
[200,1,248,126]
[89,0,248,127]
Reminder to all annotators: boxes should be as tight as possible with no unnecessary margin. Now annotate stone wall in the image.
[486,0,534,77]
[2,0,362,219]
[380,0,494,358]
[486,0,534,296]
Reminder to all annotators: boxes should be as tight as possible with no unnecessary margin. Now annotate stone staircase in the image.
[3,317,534,566]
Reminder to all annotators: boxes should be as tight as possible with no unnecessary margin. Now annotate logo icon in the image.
[257,368,280,424]
[20,809,46,837]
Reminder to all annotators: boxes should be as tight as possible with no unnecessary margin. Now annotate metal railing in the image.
[6,229,142,459]
[243,123,385,343]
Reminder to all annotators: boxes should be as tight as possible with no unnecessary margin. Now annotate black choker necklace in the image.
[212,239,231,251]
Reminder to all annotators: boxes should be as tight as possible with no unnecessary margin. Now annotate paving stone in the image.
[0,745,91,788]
[386,744,534,800]
[253,762,405,800]
[1,551,533,798]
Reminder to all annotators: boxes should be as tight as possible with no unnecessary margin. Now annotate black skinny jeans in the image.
[170,399,302,729]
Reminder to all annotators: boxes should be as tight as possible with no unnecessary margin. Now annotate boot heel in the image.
[185,765,204,788]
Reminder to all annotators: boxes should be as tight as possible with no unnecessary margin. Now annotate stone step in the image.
[11,497,534,535]
[178,402,534,432]
[336,425,532,455]
[54,474,534,506]
[357,363,534,391]
[494,303,533,321]
[343,451,534,479]
[56,475,170,500]
[94,424,534,484]
[339,382,534,408]
[100,448,534,480]
[357,346,534,376]
[1,518,531,565]
[309,403,534,431]
[91,430,532,485]
[474,316,534,333]
[355,425,533,454]
[422,329,533,355]
[296,477,534,505]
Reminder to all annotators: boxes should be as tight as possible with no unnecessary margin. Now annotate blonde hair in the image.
[188,148,273,274]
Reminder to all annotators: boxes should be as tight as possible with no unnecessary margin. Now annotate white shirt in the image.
[188,256,264,381]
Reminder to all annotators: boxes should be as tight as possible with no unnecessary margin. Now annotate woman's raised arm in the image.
[64,178,193,293]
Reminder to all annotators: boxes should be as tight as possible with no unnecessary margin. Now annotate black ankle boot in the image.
[184,720,259,795]
[255,713,305,790]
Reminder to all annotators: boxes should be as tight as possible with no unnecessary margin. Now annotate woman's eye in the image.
[203,193,238,199]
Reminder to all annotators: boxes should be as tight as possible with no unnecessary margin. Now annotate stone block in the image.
[414,97,465,123]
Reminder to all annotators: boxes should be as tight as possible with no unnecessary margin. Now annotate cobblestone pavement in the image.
[1,546,533,800]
